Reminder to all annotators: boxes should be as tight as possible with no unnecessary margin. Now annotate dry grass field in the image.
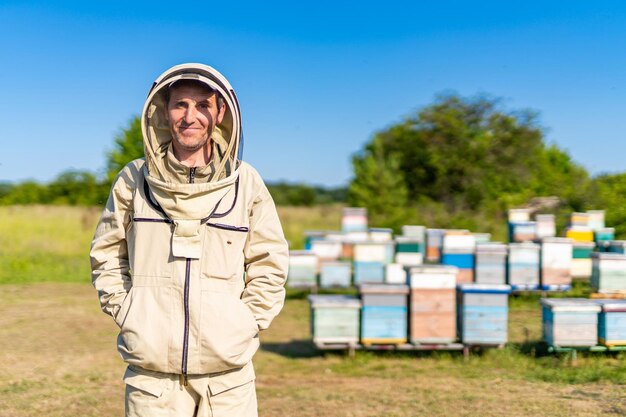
[2,205,626,416]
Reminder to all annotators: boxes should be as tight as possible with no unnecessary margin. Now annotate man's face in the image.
[165,83,225,154]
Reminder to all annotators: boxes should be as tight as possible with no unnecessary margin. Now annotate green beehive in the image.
[309,295,361,345]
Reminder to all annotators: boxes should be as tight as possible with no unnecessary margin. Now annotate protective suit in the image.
[90,63,288,416]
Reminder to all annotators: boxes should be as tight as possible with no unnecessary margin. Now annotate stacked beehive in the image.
[426,229,445,263]
[287,250,318,288]
[360,284,409,345]
[474,243,508,285]
[591,253,626,294]
[394,236,424,267]
[540,237,573,291]
[353,241,394,284]
[441,230,475,284]
[608,241,626,255]
[595,227,615,250]
[541,298,601,347]
[309,295,361,345]
[408,265,457,343]
[456,284,511,345]
[571,241,595,280]
[535,214,556,240]
[507,242,541,290]
[565,212,594,243]
[596,299,626,347]
[319,261,352,288]
[508,208,535,243]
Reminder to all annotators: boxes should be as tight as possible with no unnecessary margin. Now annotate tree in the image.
[349,136,411,231]
[106,116,144,182]
[590,173,626,239]
[349,93,591,237]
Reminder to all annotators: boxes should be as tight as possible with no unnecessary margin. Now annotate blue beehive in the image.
[507,242,540,290]
[359,284,409,345]
[457,284,511,345]
[319,261,352,288]
[596,299,626,346]
[353,261,385,284]
[474,243,508,285]
[541,298,600,347]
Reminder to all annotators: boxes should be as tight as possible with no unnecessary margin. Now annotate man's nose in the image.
[183,106,197,124]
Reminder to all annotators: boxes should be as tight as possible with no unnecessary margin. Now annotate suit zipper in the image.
[181,257,191,386]
[181,166,196,386]
[206,223,249,232]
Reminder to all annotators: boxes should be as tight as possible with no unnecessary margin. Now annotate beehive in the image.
[394,236,424,266]
[565,226,594,243]
[309,295,361,345]
[536,214,556,240]
[426,229,445,263]
[510,221,537,243]
[507,242,540,290]
[591,253,626,293]
[385,263,407,284]
[596,299,626,347]
[369,227,393,242]
[353,241,394,284]
[310,239,343,262]
[540,237,573,291]
[342,207,368,233]
[608,241,626,255]
[319,261,352,288]
[474,243,507,285]
[441,231,475,284]
[287,250,318,288]
[571,242,595,279]
[457,284,511,345]
[541,298,600,347]
[408,265,457,344]
[360,284,409,344]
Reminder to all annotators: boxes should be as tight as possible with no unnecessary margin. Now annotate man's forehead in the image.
[168,80,217,99]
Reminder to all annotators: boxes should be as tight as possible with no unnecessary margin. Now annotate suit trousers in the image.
[124,365,258,417]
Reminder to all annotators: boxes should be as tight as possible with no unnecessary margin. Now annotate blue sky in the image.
[1,1,625,186]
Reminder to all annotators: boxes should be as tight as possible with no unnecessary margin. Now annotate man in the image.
[90,63,288,417]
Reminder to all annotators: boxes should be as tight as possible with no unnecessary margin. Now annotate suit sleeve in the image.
[242,182,289,331]
[90,164,137,325]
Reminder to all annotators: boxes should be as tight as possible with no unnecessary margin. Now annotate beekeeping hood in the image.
[141,63,243,258]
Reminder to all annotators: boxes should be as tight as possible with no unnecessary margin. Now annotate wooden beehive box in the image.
[541,298,600,347]
[309,295,361,345]
[408,265,457,344]
[359,284,409,345]
[457,284,511,345]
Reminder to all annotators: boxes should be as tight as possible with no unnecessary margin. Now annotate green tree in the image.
[590,173,626,239]
[349,136,410,231]
[106,116,144,182]
[349,94,591,237]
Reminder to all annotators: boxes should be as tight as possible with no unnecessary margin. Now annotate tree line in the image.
[0,116,346,207]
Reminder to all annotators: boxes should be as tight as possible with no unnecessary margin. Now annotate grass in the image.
[2,205,626,416]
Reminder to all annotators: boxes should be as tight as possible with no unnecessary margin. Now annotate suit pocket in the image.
[128,219,174,278]
[199,291,259,372]
[202,224,248,280]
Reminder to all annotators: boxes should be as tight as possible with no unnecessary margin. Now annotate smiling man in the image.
[90,64,288,417]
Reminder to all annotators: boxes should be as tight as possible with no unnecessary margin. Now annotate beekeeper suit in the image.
[90,63,288,417]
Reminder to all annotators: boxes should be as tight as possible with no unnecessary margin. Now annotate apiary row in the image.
[309,265,512,348]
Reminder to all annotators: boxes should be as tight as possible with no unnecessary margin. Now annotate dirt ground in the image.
[2,283,626,416]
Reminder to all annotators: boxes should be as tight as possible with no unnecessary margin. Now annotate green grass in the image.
[0,205,342,284]
[0,206,100,284]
